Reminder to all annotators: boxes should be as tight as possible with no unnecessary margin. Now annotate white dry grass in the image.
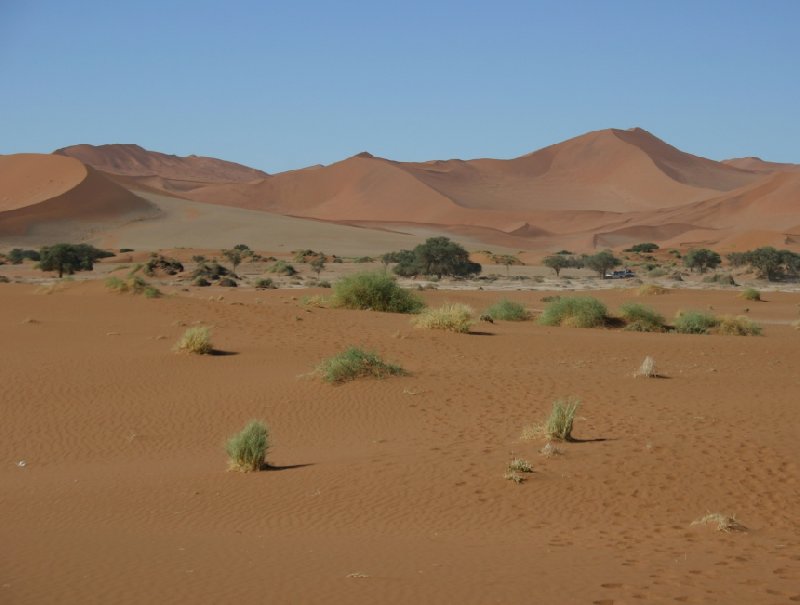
[691,513,746,532]
[634,355,657,378]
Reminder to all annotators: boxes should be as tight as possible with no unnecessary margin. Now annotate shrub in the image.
[267,261,296,276]
[507,458,533,473]
[674,310,718,335]
[413,303,474,333]
[255,277,276,289]
[647,267,668,278]
[538,296,608,328]
[619,303,666,332]
[684,248,721,273]
[625,243,659,253]
[503,470,524,484]
[388,237,481,277]
[716,315,762,336]
[193,261,229,280]
[143,286,161,298]
[8,248,40,263]
[218,277,238,287]
[331,271,424,313]
[483,299,531,321]
[691,513,746,532]
[145,254,183,276]
[39,243,113,277]
[317,347,407,383]
[637,284,668,296]
[105,275,160,297]
[545,398,580,441]
[225,421,269,472]
[175,327,213,354]
[702,273,737,285]
[740,288,761,301]
[193,276,211,287]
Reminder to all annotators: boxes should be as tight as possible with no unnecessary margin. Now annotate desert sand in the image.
[2,277,799,604]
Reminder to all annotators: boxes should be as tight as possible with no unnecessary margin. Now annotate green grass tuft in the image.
[538,296,608,328]
[674,310,718,335]
[545,398,580,441]
[331,271,424,314]
[619,302,666,332]
[483,299,531,321]
[317,347,407,383]
[225,420,269,472]
[739,288,761,301]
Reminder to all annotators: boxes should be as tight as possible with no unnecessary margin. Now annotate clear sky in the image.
[1,1,798,173]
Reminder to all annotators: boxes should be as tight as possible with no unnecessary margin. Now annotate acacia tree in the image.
[542,255,570,277]
[39,243,112,278]
[585,250,621,278]
[683,248,721,274]
[730,247,800,281]
[387,238,481,278]
[493,254,521,276]
[310,257,326,277]
[222,247,252,274]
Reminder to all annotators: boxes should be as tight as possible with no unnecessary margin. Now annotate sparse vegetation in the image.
[225,420,269,472]
[728,247,800,281]
[386,237,481,278]
[218,277,238,287]
[483,299,530,321]
[175,326,213,354]
[145,254,183,276]
[740,288,761,301]
[691,513,746,532]
[619,302,666,332]
[673,310,718,335]
[317,347,407,383]
[105,275,161,298]
[7,248,40,264]
[412,303,474,333]
[331,271,424,313]
[716,315,762,336]
[624,243,659,253]
[683,248,721,273]
[39,243,113,277]
[503,470,524,484]
[538,296,608,328]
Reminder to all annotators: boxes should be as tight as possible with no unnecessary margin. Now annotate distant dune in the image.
[0,154,158,241]
[1,128,797,252]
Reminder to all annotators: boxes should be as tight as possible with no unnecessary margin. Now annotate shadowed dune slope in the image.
[722,157,800,173]
[55,143,268,183]
[0,154,158,238]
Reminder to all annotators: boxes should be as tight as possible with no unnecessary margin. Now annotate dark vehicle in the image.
[605,269,636,279]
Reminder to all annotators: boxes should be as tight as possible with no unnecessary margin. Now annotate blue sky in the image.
[1,1,798,173]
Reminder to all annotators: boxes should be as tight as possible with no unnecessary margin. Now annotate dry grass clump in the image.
[539,442,563,457]
[691,513,746,532]
[331,271,424,314]
[175,326,213,354]
[793,319,800,330]
[715,315,762,336]
[523,398,580,442]
[637,284,669,296]
[317,347,407,383]
[503,470,525,484]
[225,420,269,472]
[507,457,533,473]
[739,288,761,301]
[412,303,474,333]
[634,355,658,378]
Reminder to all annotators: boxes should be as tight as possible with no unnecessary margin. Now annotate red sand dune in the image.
[0,128,795,252]
[0,154,158,238]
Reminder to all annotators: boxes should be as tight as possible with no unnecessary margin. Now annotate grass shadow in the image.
[262,462,314,472]
[210,349,239,357]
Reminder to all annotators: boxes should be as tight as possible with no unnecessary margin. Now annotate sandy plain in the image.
[2,269,799,604]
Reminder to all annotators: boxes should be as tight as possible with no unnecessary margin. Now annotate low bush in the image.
[225,421,269,472]
[740,288,761,301]
[538,296,608,328]
[331,271,424,313]
[716,315,762,336]
[255,277,276,289]
[412,303,474,333]
[317,347,407,383]
[702,273,737,286]
[267,261,296,276]
[145,254,184,276]
[175,326,213,354]
[218,277,238,287]
[674,310,718,335]
[105,275,161,297]
[193,261,229,280]
[619,302,666,332]
[483,299,531,321]
[193,276,211,287]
